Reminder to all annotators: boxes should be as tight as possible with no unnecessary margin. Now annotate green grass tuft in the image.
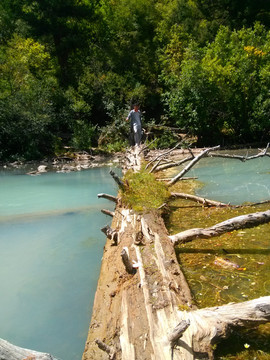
[120,168,169,212]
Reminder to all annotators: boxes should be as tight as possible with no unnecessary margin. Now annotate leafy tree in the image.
[96,0,163,117]
[196,0,270,29]
[2,0,270,160]
[163,24,270,145]
[12,0,100,86]
[0,0,31,43]
[155,0,209,47]
[0,35,58,160]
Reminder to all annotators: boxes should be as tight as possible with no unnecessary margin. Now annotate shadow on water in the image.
[214,325,270,360]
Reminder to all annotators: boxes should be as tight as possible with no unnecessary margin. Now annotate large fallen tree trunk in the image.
[83,208,195,360]
[82,145,270,360]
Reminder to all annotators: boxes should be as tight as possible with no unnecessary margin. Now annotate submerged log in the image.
[0,338,58,360]
[169,209,270,245]
[170,192,228,207]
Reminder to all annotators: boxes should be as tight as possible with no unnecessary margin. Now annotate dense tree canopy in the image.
[1,0,270,160]
[163,23,270,145]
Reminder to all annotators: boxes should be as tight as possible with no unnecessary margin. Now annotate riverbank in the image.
[0,151,124,175]
[0,148,199,175]
[1,145,265,175]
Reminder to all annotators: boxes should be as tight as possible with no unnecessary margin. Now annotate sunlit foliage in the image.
[163,23,270,145]
[1,0,270,160]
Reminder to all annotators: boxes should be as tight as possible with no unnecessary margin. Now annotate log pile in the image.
[82,145,270,360]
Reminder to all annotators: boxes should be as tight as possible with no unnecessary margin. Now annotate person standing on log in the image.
[126,103,142,146]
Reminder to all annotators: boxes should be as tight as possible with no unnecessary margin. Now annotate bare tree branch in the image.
[121,247,136,274]
[101,209,115,217]
[170,192,270,208]
[97,193,118,203]
[95,339,115,359]
[155,143,270,174]
[168,146,220,185]
[145,142,183,169]
[138,138,157,154]
[101,225,119,245]
[208,143,270,161]
[109,170,125,188]
[178,296,270,359]
[153,156,193,172]
[170,192,228,207]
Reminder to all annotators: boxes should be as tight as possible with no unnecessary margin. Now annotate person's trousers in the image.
[133,123,142,145]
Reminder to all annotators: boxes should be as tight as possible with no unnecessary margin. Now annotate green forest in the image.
[1,0,270,161]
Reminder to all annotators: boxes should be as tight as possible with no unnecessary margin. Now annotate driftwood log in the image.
[82,145,270,360]
[152,143,270,174]
[0,338,58,360]
[170,192,228,207]
[176,296,270,359]
[170,209,270,245]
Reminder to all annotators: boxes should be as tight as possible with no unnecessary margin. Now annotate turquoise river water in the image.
[0,154,270,360]
[0,166,119,360]
[191,154,270,204]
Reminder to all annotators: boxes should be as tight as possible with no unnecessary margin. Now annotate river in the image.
[191,153,270,204]
[0,166,120,360]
